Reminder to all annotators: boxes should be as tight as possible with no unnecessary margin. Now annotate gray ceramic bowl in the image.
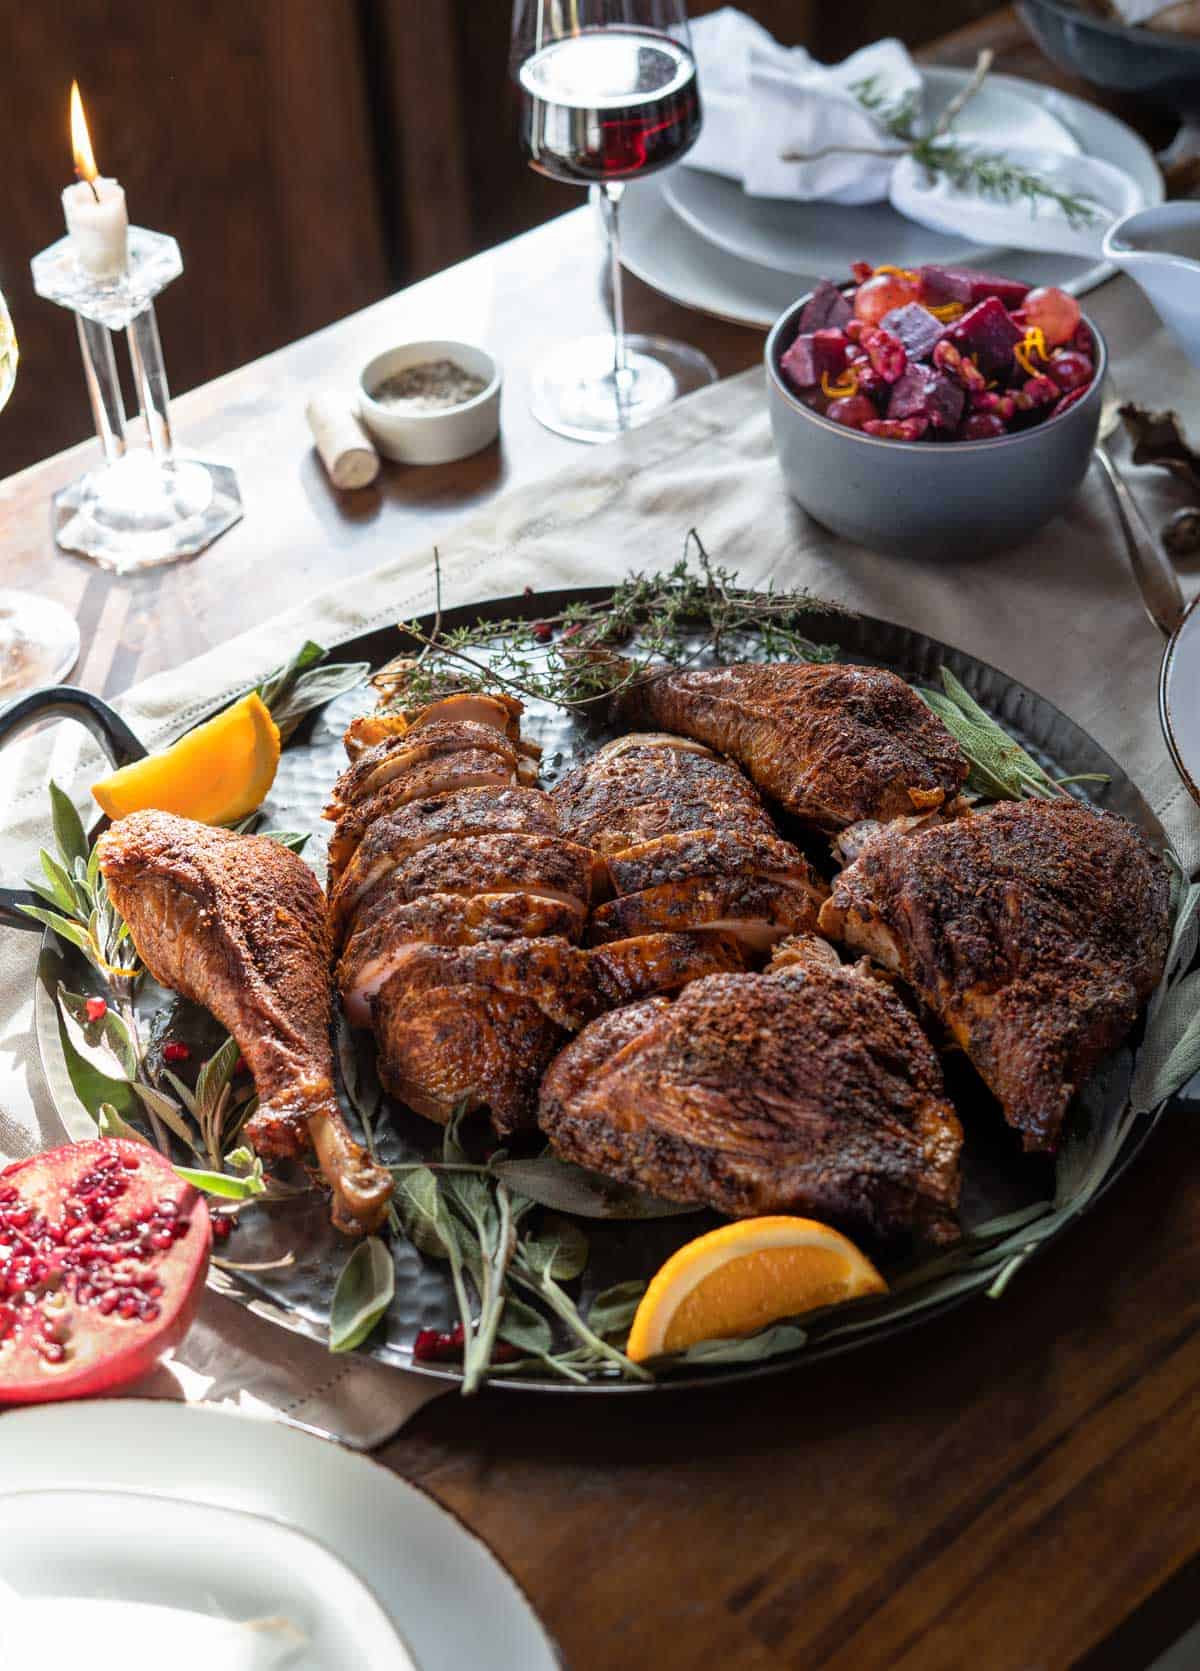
[765,293,1107,559]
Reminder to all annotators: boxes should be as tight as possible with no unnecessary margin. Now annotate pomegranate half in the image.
[0,1138,210,1405]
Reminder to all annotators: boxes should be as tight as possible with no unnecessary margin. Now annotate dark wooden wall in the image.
[0,0,997,477]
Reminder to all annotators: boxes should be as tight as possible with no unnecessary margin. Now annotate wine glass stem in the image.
[598,181,630,422]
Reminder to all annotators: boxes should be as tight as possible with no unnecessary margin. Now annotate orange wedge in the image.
[626,1216,887,1362]
[92,691,280,825]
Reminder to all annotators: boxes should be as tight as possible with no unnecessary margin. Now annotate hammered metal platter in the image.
[27,590,1172,1394]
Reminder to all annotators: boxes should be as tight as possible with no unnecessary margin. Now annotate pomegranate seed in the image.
[37,1341,66,1364]
[211,1217,233,1243]
[120,1154,141,1170]
[97,1291,121,1315]
[530,621,553,643]
[163,1042,190,1064]
[84,996,108,1023]
[149,1230,174,1251]
[412,1322,466,1362]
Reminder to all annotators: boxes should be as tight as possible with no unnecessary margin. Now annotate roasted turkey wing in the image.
[819,797,1171,1150]
[539,951,962,1244]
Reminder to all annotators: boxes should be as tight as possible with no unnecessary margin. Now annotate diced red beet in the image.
[879,302,945,365]
[960,412,1007,441]
[947,296,1024,377]
[825,394,878,430]
[886,363,964,432]
[797,279,853,334]
[918,265,1030,310]
[780,328,849,390]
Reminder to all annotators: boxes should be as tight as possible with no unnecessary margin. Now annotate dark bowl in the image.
[764,290,1107,558]
[1019,0,1200,118]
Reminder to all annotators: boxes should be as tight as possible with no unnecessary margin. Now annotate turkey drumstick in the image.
[97,811,393,1235]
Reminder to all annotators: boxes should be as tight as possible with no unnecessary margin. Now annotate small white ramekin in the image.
[357,339,501,466]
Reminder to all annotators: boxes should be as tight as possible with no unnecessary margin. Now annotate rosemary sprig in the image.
[919,667,1109,801]
[382,532,841,715]
[782,50,1100,231]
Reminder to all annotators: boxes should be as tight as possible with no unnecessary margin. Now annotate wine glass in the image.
[512,0,718,442]
[0,286,80,698]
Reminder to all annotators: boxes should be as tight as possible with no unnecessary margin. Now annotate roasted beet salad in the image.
[777,263,1096,443]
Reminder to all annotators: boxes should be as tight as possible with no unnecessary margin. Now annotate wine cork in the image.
[306,394,380,490]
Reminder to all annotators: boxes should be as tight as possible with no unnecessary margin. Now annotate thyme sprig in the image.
[381,532,841,716]
[781,49,1100,231]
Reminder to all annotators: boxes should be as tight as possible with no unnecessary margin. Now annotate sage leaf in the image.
[393,1166,459,1260]
[195,1036,240,1122]
[1130,968,1200,1113]
[587,1280,646,1341]
[660,1322,809,1369]
[257,641,370,746]
[56,986,137,1080]
[97,1103,151,1145]
[36,849,85,915]
[175,1165,265,1200]
[49,779,88,871]
[329,1236,395,1353]
[258,830,311,854]
[133,1082,200,1151]
[53,1004,139,1125]
[492,1155,698,1219]
[17,904,94,959]
[498,1296,554,1356]
[256,639,326,713]
[535,1215,589,1282]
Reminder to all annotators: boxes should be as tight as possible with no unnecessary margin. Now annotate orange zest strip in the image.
[821,369,860,400]
[926,300,965,322]
[873,264,917,281]
[1013,325,1049,380]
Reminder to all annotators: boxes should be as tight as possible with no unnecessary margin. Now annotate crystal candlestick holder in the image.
[31,226,242,573]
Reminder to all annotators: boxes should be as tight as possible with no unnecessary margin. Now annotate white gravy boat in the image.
[1103,203,1200,368]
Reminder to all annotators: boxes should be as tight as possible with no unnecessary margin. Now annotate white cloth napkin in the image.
[686,7,1146,256]
[1110,0,1198,25]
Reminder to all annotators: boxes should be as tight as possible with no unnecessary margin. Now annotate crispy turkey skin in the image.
[539,945,962,1245]
[819,797,1171,1150]
[618,661,968,830]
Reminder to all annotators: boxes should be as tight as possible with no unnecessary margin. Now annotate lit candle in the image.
[62,81,128,279]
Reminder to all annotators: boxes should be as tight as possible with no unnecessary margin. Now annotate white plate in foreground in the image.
[622,67,1164,327]
[0,1401,560,1671]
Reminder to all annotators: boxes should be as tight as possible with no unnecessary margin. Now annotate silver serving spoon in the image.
[1095,385,1185,638]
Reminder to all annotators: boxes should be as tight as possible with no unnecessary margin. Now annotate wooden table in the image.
[3,13,1194,1669]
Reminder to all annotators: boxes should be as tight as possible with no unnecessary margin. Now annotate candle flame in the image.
[70,81,99,184]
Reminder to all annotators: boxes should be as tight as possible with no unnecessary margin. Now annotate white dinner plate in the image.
[0,1489,416,1670]
[622,67,1164,328]
[0,1402,561,1671]
[666,70,1082,277]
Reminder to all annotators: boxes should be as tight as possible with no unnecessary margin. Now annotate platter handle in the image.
[0,686,146,933]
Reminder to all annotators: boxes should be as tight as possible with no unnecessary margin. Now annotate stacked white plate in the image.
[621,67,1163,328]
[0,1402,560,1671]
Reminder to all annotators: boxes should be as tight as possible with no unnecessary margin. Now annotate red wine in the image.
[518,28,701,185]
